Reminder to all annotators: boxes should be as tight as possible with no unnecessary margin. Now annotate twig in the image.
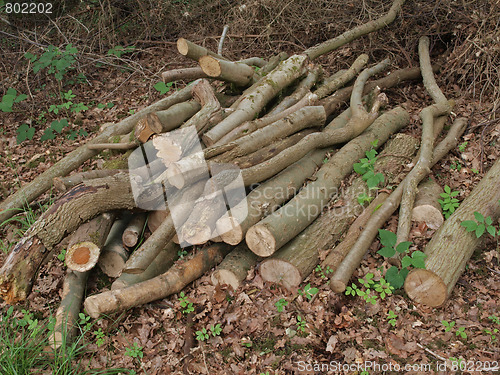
[416,343,447,362]
[217,25,229,56]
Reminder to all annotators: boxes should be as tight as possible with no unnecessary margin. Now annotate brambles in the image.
[16,124,36,144]
[1,88,27,112]
[25,44,78,81]
[353,140,385,191]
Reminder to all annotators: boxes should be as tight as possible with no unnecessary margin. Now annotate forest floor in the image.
[1,4,500,373]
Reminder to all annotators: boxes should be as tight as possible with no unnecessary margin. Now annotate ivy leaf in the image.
[378,229,396,248]
[461,220,477,232]
[395,241,411,254]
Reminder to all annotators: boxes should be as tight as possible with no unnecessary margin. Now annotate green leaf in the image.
[475,224,485,238]
[444,185,451,194]
[353,162,367,175]
[154,81,171,95]
[50,118,69,133]
[474,211,484,222]
[385,266,407,289]
[14,94,27,103]
[395,241,411,254]
[378,229,396,248]
[487,226,496,237]
[41,128,55,141]
[377,246,395,258]
[485,216,493,225]
[401,255,412,269]
[410,251,427,268]
[461,220,477,232]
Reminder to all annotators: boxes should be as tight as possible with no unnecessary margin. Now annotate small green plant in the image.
[57,248,66,262]
[177,249,188,259]
[97,102,115,109]
[461,211,497,238]
[241,338,252,347]
[387,310,398,327]
[178,291,194,314]
[442,320,455,332]
[107,45,136,58]
[345,274,393,304]
[67,129,88,140]
[93,328,106,347]
[450,161,463,171]
[458,141,468,152]
[357,192,374,205]
[196,327,209,341]
[1,88,27,112]
[455,326,467,339]
[353,144,384,190]
[374,277,394,299]
[41,118,69,141]
[124,342,144,359]
[438,185,460,219]
[25,44,78,81]
[16,124,36,144]
[296,315,306,333]
[315,264,333,280]
[484,327,498,342]
[78,312,91,331]
[488,315,500,325]
[154,81,174,95]
[377,229,426,288]
[471,168,479,174]
[298,283,318,300]
[275,298,288,312]
[209,323,222,337]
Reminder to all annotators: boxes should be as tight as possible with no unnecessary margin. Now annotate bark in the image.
[259,52,289,76]
[112,241,180,290]
[411,179,444,230]
[122,179,205,273]
[303,0,405,60]
[177,38,227,61]
[199,55,256,86]
[238,60,390,186]
[237,57,268,68]
[98,215,132,278]
[0,173,136,303]
[0,84,193,224]
[166,105,326,189]
[262,133,418,288]
[405,158,500,307]
[147,210,168,233]
[53,169,124,193]
[396,35,452,246]
[134,113,164,143]
[202,54,308,145]
[329,117,468,293]
[210,244,258,290]
[246,107,410,257]
[84,243,231,318]
[266,66,321,116]
[49,270,88,349]
[314,54,368,99]
[162,67,208,84]
[219,92,318,143]
[122,213,147,248]
[66,213,115,272]
[155,100,201,132]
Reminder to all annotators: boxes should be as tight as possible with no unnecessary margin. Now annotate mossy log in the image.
[405,158,500,307]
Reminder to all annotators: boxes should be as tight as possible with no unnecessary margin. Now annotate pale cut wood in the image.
[98,215,132,278]
[199,55,255,86]
[411,179,444,230]
[122,213,147,248]
[211,245,258,290]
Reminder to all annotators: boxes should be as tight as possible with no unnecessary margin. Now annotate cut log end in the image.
[122,232,139,248]
[411,205,444,230]
[259,259,301,290]
[83,294,103,319]
[329,279,347,293]
[246,224,276,257]
[211,270,240,290]
[182,224,212,245]
[199,55,222,77]
[98,251,126,278]
[166,165,185,189]
[217,216,243,245]
[404,268,447,307]
[66,241,100,273]
[177,38,189,56]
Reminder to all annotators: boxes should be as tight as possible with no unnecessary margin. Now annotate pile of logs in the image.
[1,0,499,347]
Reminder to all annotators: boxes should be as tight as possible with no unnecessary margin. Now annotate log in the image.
[0,173,137,303]
[122,213,147,248]
[134,113,164,143]
[162,67,208,83]
[329,117,468,293]
[84,243,231,318]
[237,60,390,186]
[260,193,389,290]
[411,179,444,230]
[258,133,418,289]
[245,106,410,257]
[211,244,258,290]
[405,158,500,307]
[202,54,308,145]
[65,213,115,273]
[177,38,228,61]
[155,100,201,132]
[303,0,405,60]
[98,215,132,278]
[122,179,205,273]
[53,169,124,193]
[112,241,181,290]
[147,210,168,233]
[314,54,368,99]
[50,213,114,348]
[199,55,256,86]
[0,84,194,224]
